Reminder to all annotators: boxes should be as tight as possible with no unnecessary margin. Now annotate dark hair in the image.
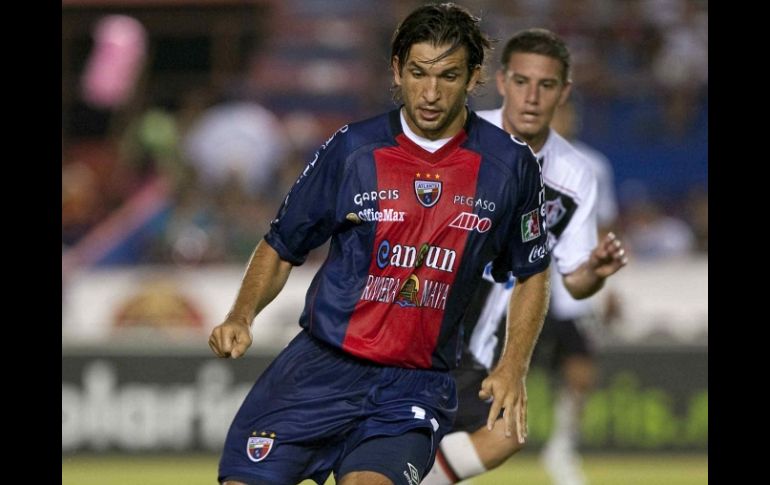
[390,3,492,98]
[500,28,571,83]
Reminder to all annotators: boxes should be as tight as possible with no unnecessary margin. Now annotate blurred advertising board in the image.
[62,257,707,452]
[62,345,706,453]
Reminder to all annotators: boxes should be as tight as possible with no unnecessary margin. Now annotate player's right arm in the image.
[209,124,350,359]
[479,269,549,442]
[208,239,293,359]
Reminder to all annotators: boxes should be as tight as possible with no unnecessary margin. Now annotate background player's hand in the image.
[588,232,628,278]
[479,369,528,444]
[208,319,253,359]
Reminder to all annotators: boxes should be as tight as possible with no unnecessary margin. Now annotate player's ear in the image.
[392,56,402,87]
[466,64,481,93]
[557,80,573,107]
[496,69,507,97]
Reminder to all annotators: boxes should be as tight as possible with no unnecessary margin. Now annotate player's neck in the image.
[503,120,549,153]
[400,109,455,153]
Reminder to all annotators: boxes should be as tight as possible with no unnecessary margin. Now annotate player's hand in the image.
[479,369,528,444]
[589,232,628,278]
[208,319,253,359]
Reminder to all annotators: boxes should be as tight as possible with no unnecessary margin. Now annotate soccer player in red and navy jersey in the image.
[208,5,551,485]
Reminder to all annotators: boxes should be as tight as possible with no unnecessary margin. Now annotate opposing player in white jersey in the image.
[537,98,622,485]
[421,28,627,485]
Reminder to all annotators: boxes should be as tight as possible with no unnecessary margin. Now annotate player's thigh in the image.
[337,471,393,485]
[338,431,432,485]
[549,316,593,370]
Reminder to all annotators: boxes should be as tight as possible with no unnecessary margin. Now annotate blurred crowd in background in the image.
[62,0,707,276]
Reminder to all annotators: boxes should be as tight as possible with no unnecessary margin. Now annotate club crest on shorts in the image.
[247,432,275,463]
[414,172,442,208]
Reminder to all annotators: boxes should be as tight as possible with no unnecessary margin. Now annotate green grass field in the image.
[62,453,707,484]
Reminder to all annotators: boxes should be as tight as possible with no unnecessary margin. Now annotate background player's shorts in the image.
[450,348,490,432]
[451,311,597,434]
[218,330,457,485]
[532,314,594,371]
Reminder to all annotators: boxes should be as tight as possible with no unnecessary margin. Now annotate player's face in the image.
[393,42,480,140]
[497,52,571,152]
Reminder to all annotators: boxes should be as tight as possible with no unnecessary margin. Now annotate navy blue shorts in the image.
[218,330,457,484]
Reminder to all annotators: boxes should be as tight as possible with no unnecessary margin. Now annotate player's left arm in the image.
[562,231,628,299]
[479,268,549,443]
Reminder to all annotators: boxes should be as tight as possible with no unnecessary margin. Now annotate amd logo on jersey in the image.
[449,212,492,233]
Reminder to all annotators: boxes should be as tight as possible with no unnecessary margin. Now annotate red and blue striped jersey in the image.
[265,109,549,370]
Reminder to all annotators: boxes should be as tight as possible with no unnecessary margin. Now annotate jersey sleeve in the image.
[551,165,598,275]
[490,147,551,282]
[264,125,349,265]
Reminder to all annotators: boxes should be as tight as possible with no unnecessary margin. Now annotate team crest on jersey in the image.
[521,209,542,242]
[545,197,566,228]
[247,432,275,462]
[414,173,442,207]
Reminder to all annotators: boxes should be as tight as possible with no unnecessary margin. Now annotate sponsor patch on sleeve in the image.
[521,209,542,242]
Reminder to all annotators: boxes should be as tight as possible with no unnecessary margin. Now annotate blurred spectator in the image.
[133,83,294,265]
[63,14,154,255]
[80,15,147,110]
[683,186,708,253]
[181,100,290,199]
[118,100,188,190]
[62,161,104,247]
[623,198,696,259]
[650,0,708,136]
[62,0,708,268]
[598,0,661,97]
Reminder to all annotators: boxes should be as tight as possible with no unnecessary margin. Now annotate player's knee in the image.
[564,357,596,393]
[476,425,526,470]
[569,374,593,394]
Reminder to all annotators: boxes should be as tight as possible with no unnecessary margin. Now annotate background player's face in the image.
[497,52,571,152]
[393,42,480,140]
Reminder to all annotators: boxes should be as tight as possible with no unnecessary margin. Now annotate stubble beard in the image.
[408,98,466,140]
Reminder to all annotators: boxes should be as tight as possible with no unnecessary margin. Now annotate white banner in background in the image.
[62,256,707,346]
[62,264,317,346]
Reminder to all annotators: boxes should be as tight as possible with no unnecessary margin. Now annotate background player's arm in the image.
[479,269,550,442]
[562,231,627,299]
[209,239,293,359]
